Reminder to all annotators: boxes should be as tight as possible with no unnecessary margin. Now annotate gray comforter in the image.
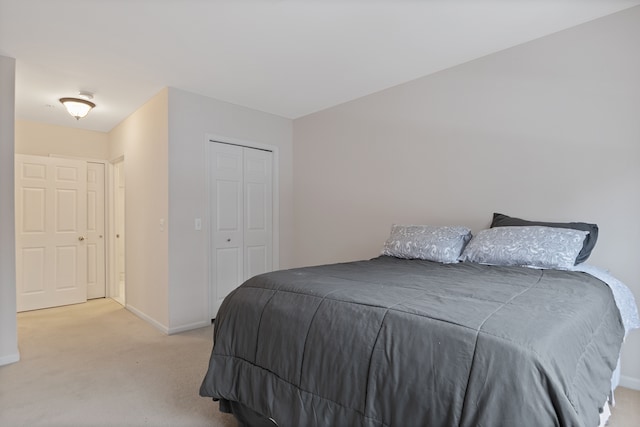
[200,256,624,427]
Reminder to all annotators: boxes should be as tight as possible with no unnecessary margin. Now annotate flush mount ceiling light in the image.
[59,92,96,120]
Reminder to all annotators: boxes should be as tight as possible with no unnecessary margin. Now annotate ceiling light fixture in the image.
[59,92,96,120]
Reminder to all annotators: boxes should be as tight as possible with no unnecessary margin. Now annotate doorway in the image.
[208,139,276,318]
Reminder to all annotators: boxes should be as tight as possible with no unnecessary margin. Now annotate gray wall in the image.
[167,87,293,332]
[0,55,18,366]
[293,7,640,386]
[80,85,293,335]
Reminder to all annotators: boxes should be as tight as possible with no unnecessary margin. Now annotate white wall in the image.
[105,86,293,334]
[108,89,170,330]
[0,55,19,366]
[293,7,640,386]
[15,120,109,159]
[167,87,293,333]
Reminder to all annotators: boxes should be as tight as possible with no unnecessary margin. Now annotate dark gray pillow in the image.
[490,213,598,265]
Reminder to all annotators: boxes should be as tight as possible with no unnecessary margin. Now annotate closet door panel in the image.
[210,143,244,315]
[243,148,272,280]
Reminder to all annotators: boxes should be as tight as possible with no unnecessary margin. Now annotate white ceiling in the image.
[1,0,639,133]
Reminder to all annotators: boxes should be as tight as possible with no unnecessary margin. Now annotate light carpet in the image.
[1,299,236,427]
[1,298,638,427]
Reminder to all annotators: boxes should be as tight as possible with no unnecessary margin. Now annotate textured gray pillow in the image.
[459,226,588,270]
[382,225,472,264]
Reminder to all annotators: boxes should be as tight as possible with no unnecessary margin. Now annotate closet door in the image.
[210,142,273,317]
[112,159,126,305]
[15,155,88,312]
[211,143,245,316]
[86,162,106,299]
[243,148,273,280]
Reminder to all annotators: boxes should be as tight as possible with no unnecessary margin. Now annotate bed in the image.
[200,215,639,427]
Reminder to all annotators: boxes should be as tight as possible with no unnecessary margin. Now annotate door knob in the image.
[78,236,85,241]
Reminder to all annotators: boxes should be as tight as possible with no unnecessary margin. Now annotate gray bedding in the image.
[200,256,624,427]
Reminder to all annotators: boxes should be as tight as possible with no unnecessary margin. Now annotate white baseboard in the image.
[0,351,20,366]
[167,320,211,335]
[126,304,169,335]
[125,304,210,336]
[619,375,640,391]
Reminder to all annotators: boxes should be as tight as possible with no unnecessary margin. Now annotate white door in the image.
[15,154,87,312]
[211,143,244,316]
[243,147,273,279]
[86,162,106,299]
[210,142,273,317]
[112,160,126,306]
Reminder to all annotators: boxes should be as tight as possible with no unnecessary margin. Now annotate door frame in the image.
[205,134,280,319]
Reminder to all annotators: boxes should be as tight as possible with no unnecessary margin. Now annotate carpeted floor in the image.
[1,299,236,427]
[0,298,638,427]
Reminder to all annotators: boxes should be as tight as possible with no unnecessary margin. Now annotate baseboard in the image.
[619,375,640,391]
[0,351,20,366]
[126,304,169,335]
[125,304,210,336]
[167,320,211,335]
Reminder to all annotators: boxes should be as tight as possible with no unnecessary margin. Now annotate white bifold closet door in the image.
[210,142,273,317]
